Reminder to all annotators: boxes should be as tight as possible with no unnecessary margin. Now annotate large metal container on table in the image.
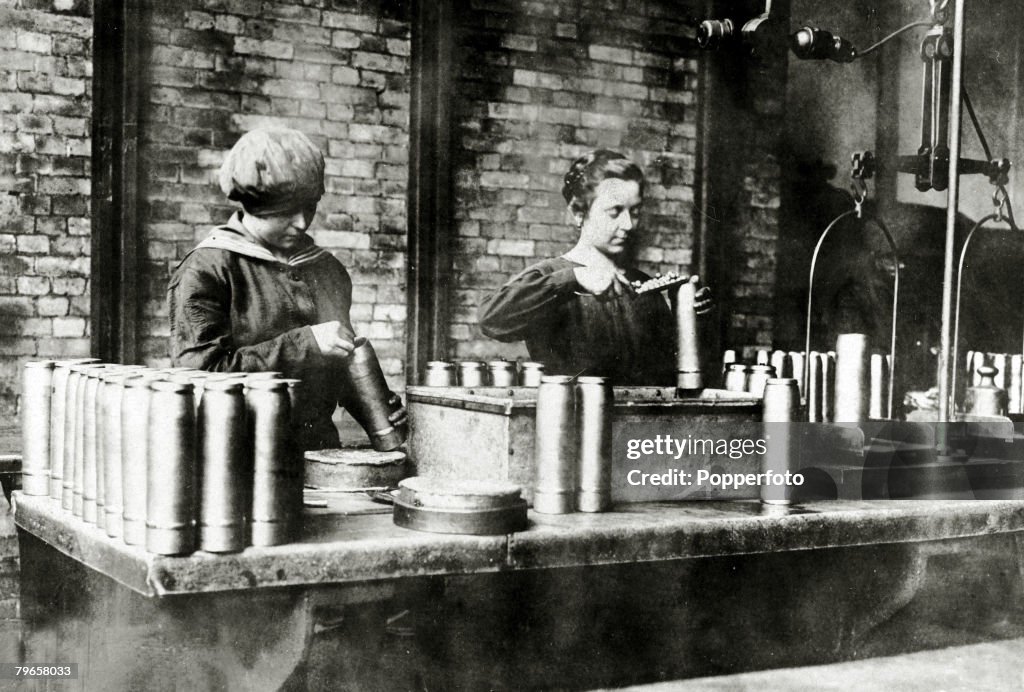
[407,386,763,503]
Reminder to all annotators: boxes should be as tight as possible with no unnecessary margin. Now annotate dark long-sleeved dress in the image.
[478,257,676,384]
[169,212,355,451]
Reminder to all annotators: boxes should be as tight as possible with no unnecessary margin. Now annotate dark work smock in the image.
[478,257,676,384]
[168,212,355,451]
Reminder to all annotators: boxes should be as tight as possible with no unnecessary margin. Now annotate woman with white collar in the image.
[169,127,403,451]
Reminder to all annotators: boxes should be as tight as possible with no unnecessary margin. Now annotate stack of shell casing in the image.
[965,351,1023,414]
[720,344,892,422]
[532,375,613,514]
[20,360,302,556]
[422,360,545,387]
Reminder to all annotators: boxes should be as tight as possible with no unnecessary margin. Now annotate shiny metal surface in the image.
[487,360,517,387]
[122,371,164,546]
[21,361,54,496]
[248,379,300,547]
[533,375,576,514]
[724,363,750,393]
[199,379,249,553]
[575,376,612,512]
[519,362,545,387]
[146,378,197,556]
[423,361,456,387]
[761,378,800,505]
[834,334,870,423]
[674,277,703,391]
[342,340,407,452]
[458,361,487,387]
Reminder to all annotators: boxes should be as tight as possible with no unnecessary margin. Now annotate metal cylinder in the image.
[533,375,576,514]
[770,350,790,380]
[146,379,197,555]
[724,363,750,393]
[788,352,805,397]
[674,277,703,391]
[248,379,301,547]
[50,359,98,501]
[869,353,887,420]
[342,340,406,452]
[756,349,770,365]
[965,365,1008,417]
[122,372,164,546]
[834,334,870,423]
[458,361,487,387]
[423,361,455,387]
[746,364,775,398]
[199,379,250,553]
[822,352,836,422]
[1010,355,1023,415]
[63,365,85,511]
[761,378,800,505]
[519,362,545,387]
[81,367,106,523]
[575,376,612,512]
[488,360,518,387]
[101,370,136,538]
[807,352,825,423]
[21,360,55,496]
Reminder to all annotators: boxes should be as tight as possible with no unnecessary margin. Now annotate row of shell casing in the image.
[532,375,613,514]
[20,359,302,556]
[422,360,545,387]
[722,336,891,422]
[964,351,1023,414]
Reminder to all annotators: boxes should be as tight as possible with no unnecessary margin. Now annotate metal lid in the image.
[124,371,168,387]
[727,363,750,371]
[245,372,282,381]
[487,360,516,369]
[458,361,484,369]
[765,377,799,386]
[203,378,245,392]
[24,360,56,369]
[426,360,453,369]
[576,375,610,384]
[521,362,544,369]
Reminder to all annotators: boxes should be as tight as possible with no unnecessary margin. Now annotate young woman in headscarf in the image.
[169,127,404,451]
[478,149,710,384]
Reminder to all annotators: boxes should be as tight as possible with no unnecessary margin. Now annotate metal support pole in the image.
[937,0,966,424]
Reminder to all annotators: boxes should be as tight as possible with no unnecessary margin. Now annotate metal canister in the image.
[770,350,790,380]
[724,363,750,393]
[788,351,805,397]
[533,375,576,514]
[81,366,107,522]
[519,362,545,387]
[746,364,775,398]
[458,361,487,387]
[965,365,1008,417]
[122,371,165,546]
[1010,355,1023,415]
[199,379,249,553]
[756,349,770,365]
[248,379,301,547]
[575,376,612,512]
[834,333,870,423]
[761,377,800,505]
[21,360,55,496]
[146,378,197,555]
[63,364,86,511]
[50,358,98,500]
[423,361,455,387]
[488,360,518,387]
[341,339,406,452]
[101,370,137,538]
[869,353,887,420]
[807,352,825,423]
[673,277,703,391]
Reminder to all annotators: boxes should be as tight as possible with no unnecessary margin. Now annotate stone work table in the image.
[14,492,1024,597]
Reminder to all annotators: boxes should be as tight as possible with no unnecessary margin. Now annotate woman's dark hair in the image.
[561,149,645,217]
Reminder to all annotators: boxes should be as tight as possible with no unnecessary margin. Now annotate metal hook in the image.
[993,188,1008,223]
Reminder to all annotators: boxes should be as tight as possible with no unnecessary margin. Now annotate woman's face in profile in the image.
[579,178,643,258]
[243,204,317,254]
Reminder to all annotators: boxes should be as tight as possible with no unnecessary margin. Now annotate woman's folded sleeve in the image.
[478,266,578,341]
[169,266,325,373]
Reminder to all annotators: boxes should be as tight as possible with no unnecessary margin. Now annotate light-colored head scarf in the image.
[218,127,325,216]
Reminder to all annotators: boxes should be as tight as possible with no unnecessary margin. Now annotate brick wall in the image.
[0,0,93,419]
[446,0,715,360]
[138,0,411,383]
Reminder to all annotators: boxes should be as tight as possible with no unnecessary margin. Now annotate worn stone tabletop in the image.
[13,492,1024,597]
